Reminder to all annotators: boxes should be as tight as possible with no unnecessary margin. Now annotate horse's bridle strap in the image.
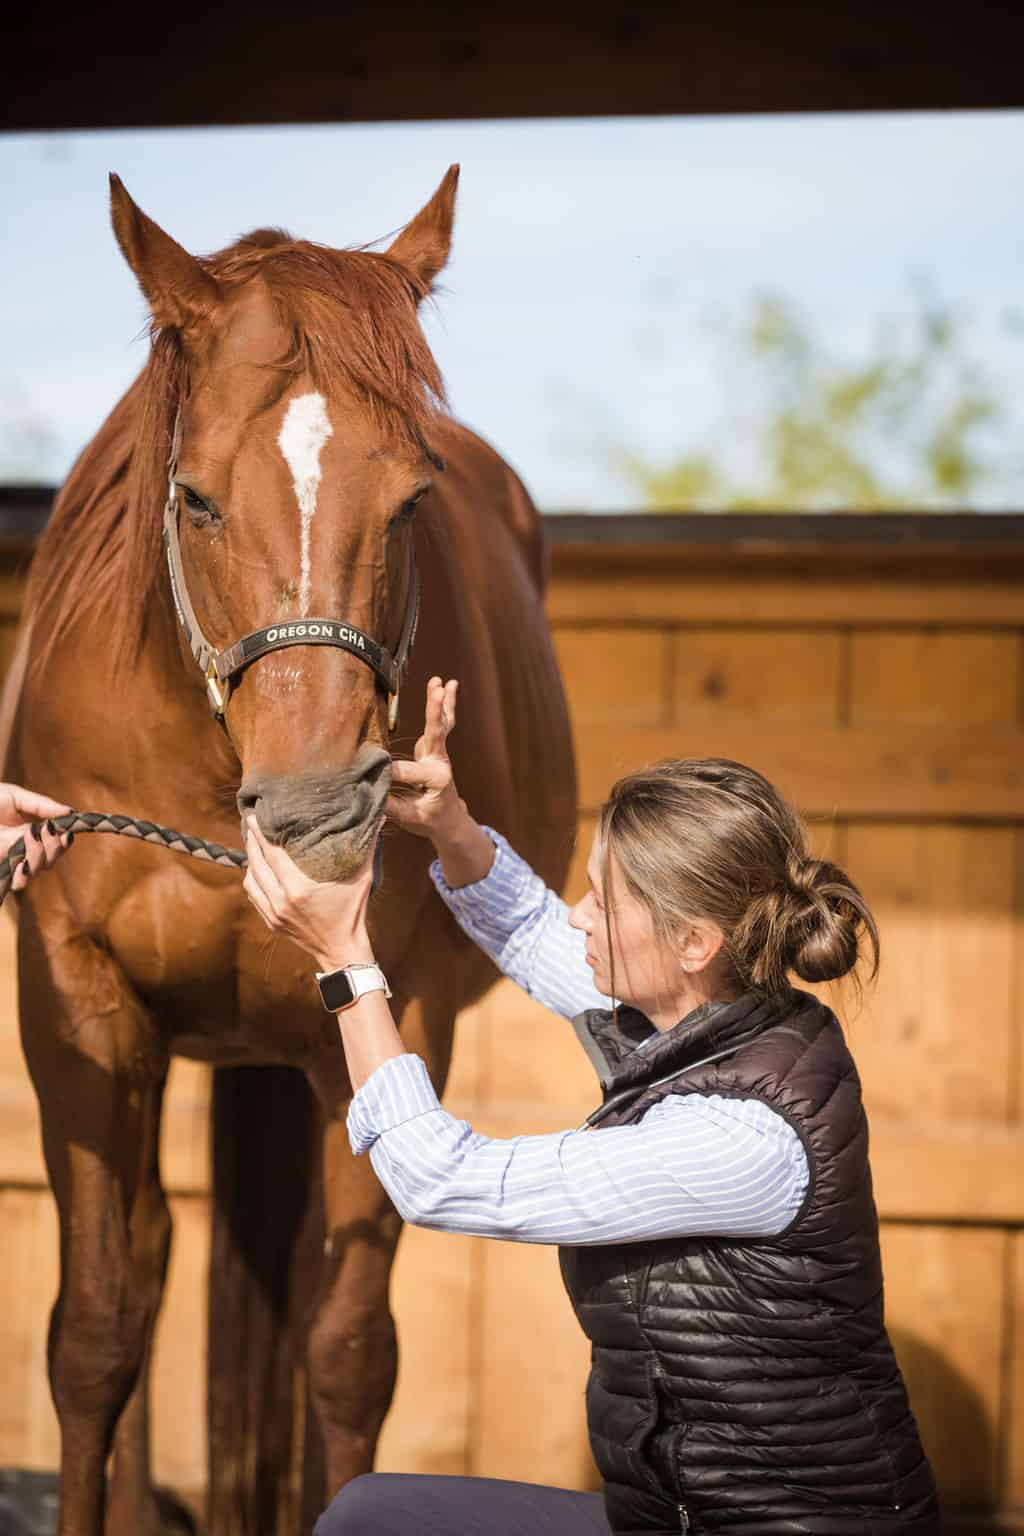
[216,619,400,695]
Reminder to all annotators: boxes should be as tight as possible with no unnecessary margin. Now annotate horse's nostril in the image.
[236,785,261,817]
[361,749,392,789]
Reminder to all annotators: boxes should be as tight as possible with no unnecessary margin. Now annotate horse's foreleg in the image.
[104,1078,173,1536]
[19,914,169,1536]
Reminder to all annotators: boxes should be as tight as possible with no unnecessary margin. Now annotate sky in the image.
[2,110,1023,509]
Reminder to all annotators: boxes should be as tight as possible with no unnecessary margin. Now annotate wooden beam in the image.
[548,569,1024,627]
[573,722,1024,819]
[4,0,1024,132]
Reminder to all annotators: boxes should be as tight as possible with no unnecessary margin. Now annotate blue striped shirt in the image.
[347,829,809,1244]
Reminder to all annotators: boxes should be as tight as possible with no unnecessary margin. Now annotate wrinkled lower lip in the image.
[285,809,383,861]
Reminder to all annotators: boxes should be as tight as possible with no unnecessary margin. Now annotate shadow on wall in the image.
[891,1328,1000,1534]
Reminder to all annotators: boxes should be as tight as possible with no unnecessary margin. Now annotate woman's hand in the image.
[0,783,73,892]
[388,676,496,889]
[243,817,377,972]
[386,676,462,839]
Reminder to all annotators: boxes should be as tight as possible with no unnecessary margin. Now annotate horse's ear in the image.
[386,165,459,297]
[109,173,221,334]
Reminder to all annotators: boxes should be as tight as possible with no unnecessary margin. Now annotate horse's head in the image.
[109,169,458,878]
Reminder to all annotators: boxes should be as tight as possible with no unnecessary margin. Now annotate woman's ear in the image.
[677,922,725,976]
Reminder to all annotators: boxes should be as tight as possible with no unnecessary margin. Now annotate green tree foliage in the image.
[617,292,1021,511]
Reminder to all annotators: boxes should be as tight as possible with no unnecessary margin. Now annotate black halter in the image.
[162,413,420,727]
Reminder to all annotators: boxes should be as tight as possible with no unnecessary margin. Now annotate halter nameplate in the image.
[162,428,420,722]
[216,619,400,696]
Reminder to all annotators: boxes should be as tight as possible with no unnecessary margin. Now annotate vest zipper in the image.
[678,1504,690,1533]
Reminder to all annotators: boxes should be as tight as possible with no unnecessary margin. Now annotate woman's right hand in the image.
[386,677,463,839]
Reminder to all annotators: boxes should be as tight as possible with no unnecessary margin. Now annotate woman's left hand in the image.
[243,817,378,972]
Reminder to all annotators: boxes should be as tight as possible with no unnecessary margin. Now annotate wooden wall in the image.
[1,524,1023,1533]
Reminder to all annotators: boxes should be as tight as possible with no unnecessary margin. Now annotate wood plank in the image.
[880,1224,1005,1505]
[553,627,670,727]
[0,911,46,1188]
[573,722,1024,818]
[672,629,843,724]
[151,1194,210,1497]
[160,1060,212,1196]
[475,977,598,1120]
[869,1120,1024,1222]
[377,1226,477,1476]
[0,1187,59,1469]
[548,573,1024,628]
[846,825,1015,1123]
[473,1238,595,1487]
[851,632,1020,726]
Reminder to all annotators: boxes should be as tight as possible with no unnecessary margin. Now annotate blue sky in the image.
[2,110,1022,508]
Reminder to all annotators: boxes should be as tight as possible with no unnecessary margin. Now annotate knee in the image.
[313,1474,384,1536]
[308,1308,398,1422]
[49,1280,149,1418]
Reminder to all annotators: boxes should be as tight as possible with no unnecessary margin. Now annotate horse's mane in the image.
[25,229,447,673]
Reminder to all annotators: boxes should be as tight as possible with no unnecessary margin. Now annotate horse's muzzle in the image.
[237,744,392,881]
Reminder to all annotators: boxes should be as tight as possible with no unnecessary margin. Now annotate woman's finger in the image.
[388,759,424,788]
[442,678,458,737]
[420,676,458,759]
[5,790,71,825]
[420,676,446,757]
[246,816,309,897]
[244,820,289,906]
[242,870,278,930]
[37,825,67,867]
[389,758,448,792]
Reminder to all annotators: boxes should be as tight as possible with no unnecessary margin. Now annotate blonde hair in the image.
[599,758,878,996]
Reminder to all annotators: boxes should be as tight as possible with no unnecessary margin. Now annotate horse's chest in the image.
[104,865,327,1064]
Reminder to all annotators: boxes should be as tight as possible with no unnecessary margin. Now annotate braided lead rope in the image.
[0,810,246,907]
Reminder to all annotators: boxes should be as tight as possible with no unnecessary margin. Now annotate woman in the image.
[243,679,939,1536]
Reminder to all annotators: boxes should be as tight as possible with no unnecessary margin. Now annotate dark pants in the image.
[314,1473,613,1536]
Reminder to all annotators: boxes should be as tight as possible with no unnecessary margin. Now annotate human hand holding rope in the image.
[0,784,73,891]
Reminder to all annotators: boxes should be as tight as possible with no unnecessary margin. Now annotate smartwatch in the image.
[316,962,392,1014]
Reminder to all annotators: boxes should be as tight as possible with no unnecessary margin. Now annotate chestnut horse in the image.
[5,168,575,1536]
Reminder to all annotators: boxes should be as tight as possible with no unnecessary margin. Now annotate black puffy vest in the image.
[559,988,940,1536]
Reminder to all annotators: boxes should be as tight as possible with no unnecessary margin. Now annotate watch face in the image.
[318,969,356,1012]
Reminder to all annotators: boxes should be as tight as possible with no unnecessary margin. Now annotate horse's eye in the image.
[178,484,217,526]
[394,487,427,524]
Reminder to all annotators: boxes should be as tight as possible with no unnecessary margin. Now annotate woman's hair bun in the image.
[782,852,868,985]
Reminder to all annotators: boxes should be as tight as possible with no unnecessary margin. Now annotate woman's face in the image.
[568,830,692,1024]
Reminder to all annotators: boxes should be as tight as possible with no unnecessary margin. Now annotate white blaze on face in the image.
[277,392,334,616]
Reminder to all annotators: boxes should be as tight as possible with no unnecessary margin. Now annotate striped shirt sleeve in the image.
[348,1053,809,1245]
[430,828,611,1020]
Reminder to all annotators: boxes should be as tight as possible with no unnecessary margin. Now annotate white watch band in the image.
[346,963,392,1004]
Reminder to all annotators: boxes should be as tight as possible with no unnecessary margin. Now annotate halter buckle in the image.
[206,660,230,718]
